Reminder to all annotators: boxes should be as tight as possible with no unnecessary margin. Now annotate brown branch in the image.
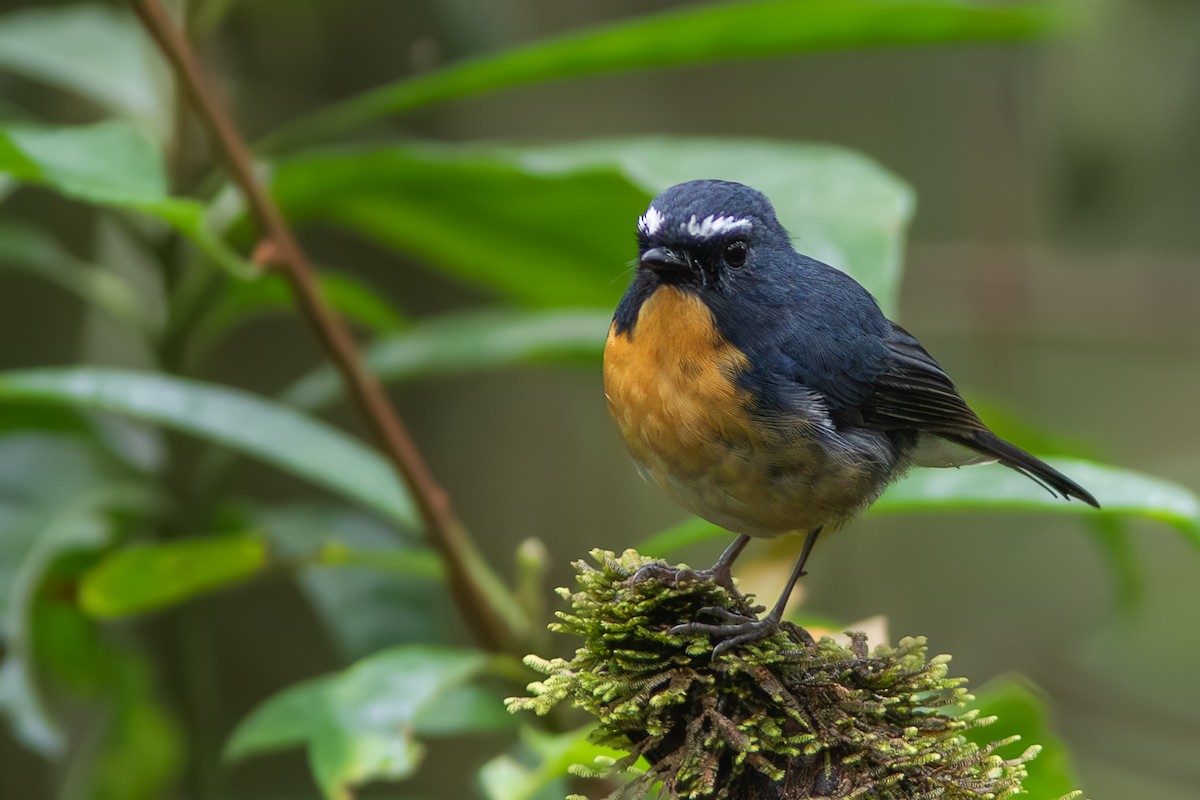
[131,0,516,653]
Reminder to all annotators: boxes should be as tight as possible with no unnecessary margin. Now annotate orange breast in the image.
[603,285,768,495]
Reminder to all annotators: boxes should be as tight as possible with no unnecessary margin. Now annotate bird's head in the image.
[634,180,792,296]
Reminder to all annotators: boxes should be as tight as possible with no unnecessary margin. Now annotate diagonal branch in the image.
[131,0,521,653]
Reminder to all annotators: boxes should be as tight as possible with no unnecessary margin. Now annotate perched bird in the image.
[603,180,1098,653]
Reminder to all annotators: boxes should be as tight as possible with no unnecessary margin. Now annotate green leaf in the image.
[285,308,610,411]
[0,433,151,755]
[0,220,148,333]
[637,517,725,561]
[0,367,415,527]
[870,458,1200,542]
[309,645,489,798]
[479,725,628,800]
[194,270,406,358]
[79,533,269,618]
[412,683,515,736]
[0,121,252,278]
[272,137,912,312]
[314,542,443,579]
[249,501,447,659]
[58,641,184,800]
[966,677,1083,800]
[223,675,332,763]
[29,569,185,800]
[271,142,646,308]
[316,272,407,332]
[1088,515,1145,616]
[0,4,169,139]
[0,657,59,757]
[225,645,491,798]
[271,0,1062,148]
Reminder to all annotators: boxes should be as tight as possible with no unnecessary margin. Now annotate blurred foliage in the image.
[0,2,1195,799]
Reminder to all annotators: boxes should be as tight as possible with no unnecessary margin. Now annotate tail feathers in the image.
[950,430,1100,508]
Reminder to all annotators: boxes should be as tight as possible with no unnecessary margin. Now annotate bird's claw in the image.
[695,605,761,623]
[628,561,694,586]
[671,616,781,658]
[628,562,739,596]
[671,612,815,658]
[667,605,755,635]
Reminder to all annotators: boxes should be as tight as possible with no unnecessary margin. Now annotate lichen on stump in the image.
[508,548,1044,800]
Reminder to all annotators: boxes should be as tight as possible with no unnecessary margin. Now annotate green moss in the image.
[508,549,1054,800]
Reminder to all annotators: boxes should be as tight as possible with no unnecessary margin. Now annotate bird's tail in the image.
[950,430,1100,508]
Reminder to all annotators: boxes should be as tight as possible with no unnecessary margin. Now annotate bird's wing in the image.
[851,322,1098,506]
[853,322,988,436]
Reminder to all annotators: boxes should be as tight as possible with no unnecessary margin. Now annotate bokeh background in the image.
[1,1,1198,798]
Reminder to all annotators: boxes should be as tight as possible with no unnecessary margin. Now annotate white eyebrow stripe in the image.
[684,214,752,238]
[637,206,665,236]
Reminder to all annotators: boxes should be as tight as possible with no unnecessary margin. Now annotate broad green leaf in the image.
[0,399,163,476]
[870,458,1200,542]
[190,270,406,362]
[56,639,184,800]
[249,501,447,659]
[31,571,184,799]
[0,220,147,333]
[272,137,912,312]
[285,309,611,411]
[79,533,269,618]
[0,367,415,527]
[314,542,443,578]
[271,142,646,308]
[225,644,491,798]
[479,725,628,800]
[309,645,489,798]
[0,657,59,756]
[0,121,252,277]
[1088,515,1144,616]
[272,0,1062,148]
[638,459,1200,555]
[307,273,406,333]
[412,683,515,736]
[637,517,725,561]
[0,4,169,139]
[0,433,151,755]
[967,677,1083,800]
[223,675,332,763]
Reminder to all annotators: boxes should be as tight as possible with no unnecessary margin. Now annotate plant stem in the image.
[129,0,518,653]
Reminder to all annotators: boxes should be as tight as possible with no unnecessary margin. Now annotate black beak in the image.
[639,246,692,275]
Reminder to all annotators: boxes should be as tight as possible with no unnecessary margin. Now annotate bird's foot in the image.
[671,609,814,659]
[628,561,740,597]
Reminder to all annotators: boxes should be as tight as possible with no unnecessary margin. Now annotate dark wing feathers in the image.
[863,323,1099,507]
[861,324,988,434]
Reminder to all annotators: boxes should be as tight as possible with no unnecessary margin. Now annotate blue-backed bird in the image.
[603,179,1098,654]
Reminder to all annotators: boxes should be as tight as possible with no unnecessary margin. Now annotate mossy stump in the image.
[509,549,1039,800]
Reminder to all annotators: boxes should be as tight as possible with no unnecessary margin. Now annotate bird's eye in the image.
[723,240,748,269]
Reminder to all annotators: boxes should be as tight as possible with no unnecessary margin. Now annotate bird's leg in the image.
[688,533,752,593]
[630,534,751,596]
[672,527,822,657]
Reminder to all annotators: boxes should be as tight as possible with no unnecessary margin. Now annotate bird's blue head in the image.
[634,180,793,295]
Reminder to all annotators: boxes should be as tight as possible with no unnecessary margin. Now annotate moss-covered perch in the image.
[508,549,1066,800]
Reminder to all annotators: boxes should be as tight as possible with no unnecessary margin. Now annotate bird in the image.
[603,179,1099,654]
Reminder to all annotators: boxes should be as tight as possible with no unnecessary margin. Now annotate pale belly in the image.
[624,425,882,538]
[603,287,890,538]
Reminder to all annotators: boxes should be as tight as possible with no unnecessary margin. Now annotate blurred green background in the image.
[0,1,1198,799]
